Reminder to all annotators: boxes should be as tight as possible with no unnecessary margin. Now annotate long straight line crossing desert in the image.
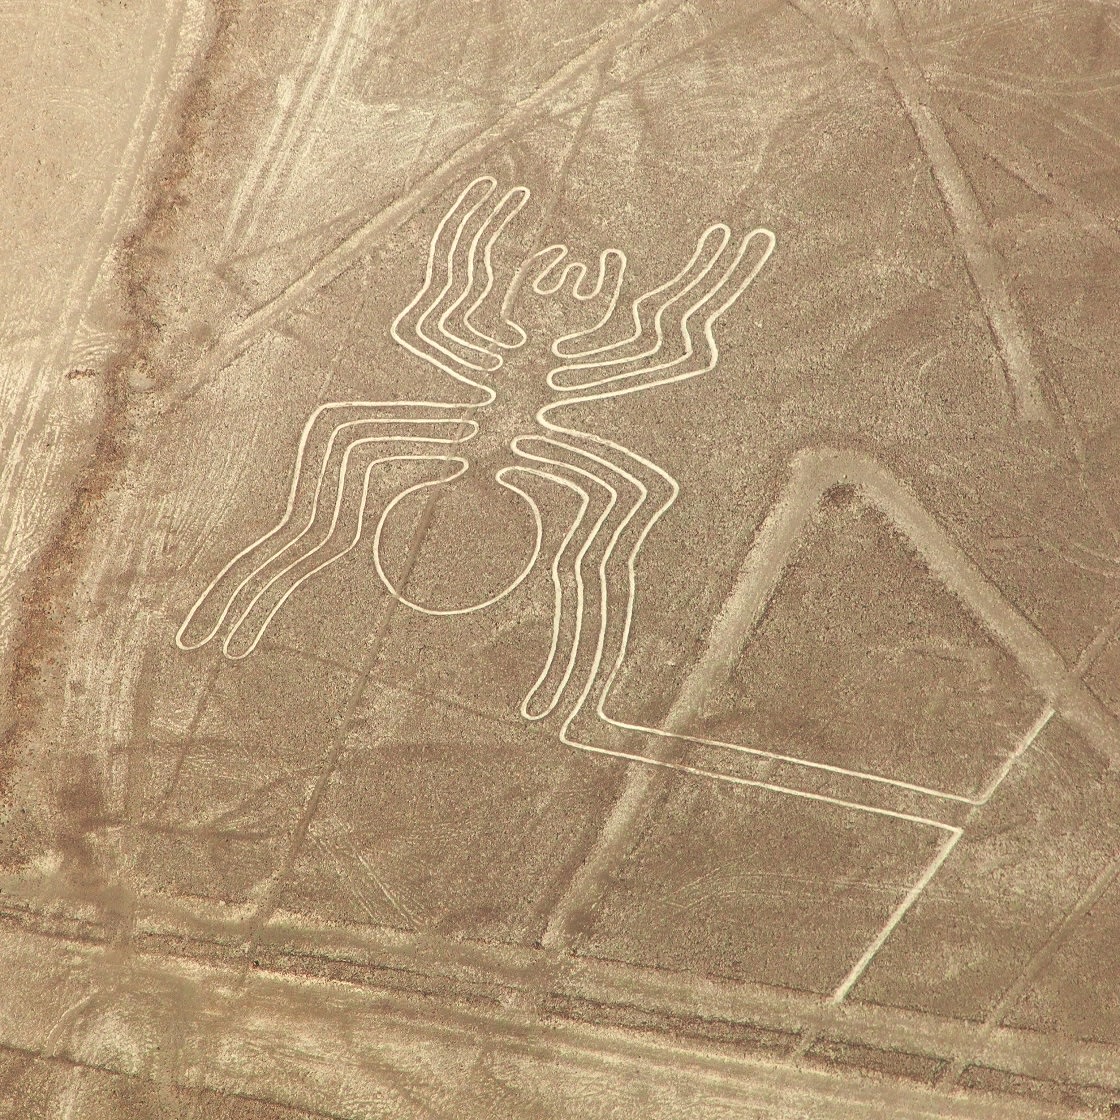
[3,1,1120,1117]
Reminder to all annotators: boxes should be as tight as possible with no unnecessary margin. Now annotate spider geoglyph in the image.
[176,176,983,1001]
[177,174,776,739]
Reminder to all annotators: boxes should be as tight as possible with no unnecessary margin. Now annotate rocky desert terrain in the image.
[3,0,1120,1116]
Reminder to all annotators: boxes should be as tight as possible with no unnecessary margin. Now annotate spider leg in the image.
[391,176,527,393]
[455,187,530,353]
[176,402,474,654]
[222,445,468,659]
[543,428,679,743]
[509,431,674,734]
[548,223,775,398]
[549,222,732,373]
[497,454,599,722]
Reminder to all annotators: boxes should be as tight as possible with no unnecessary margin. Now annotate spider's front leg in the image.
[391,174,529,392]
[175,401,474,658]
[504,428,676,745]
[548,221,775,398]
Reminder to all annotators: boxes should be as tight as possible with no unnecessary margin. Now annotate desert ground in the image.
[3,0,1120,1116]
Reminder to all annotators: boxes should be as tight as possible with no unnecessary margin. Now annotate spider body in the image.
[176,175,775,736]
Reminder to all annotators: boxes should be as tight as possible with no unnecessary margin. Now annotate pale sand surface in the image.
[3,1,1120,1116]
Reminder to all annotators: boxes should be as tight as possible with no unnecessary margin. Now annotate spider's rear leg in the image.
[509,433,675,736]
[176,402,473,654]
[495,459,601,724]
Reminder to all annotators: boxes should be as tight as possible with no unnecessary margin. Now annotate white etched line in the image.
[371,461,543,618]
[598,722,980,805]
[511,442,627,721]
[460,189,532,351]
[389,175,501,398]
[186,176,1020,997]
[548,227,775,395]
[223,442,470,658]
[972,706,1055,805]
[498,467,592,720]
[829,828,962,1004]
[411,179,504,376]
[584,450,1119,806]
[430,187,531,364]
[511,435,654,720]
[547,225,730,372]
[181,175,1110,1010]
[179,177,535,652]
[175,410,475,652]
[566,741,962,835]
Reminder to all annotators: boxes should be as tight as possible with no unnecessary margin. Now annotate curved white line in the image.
[193,187,925,821]
[175,404,476,651]
[412,180,504,376]
[389,175,499,400]
[512,227,980,824]
[534,409,982,811]
[511,431,656,721]
[510,443,618,720]
[530,244,588,297]
[438,186,530,359]
[548,223,731,378]
[529,420,964,1016]
[551,248,628,354]
[513,455,610,721]
[547,226,776,394]
[225,453,469,659]
[220,433,470,657]
[371,462,543,617]
[495,464,592,721]
[460,189,533,352]
[179,177,971,1005]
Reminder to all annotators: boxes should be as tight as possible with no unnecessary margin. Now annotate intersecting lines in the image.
[175,403,475,659]
[219,0,364,262]
[179,172,1055,1006]
[180,174,776,669]
[372,459,544,618]
[177,174,792,980]
[178,0,712,408]
[543,443,1120,1001]
[488,217,775,733]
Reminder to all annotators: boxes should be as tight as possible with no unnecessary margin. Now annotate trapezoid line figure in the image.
[570,446,1120,799]
[541,445,1112,1002]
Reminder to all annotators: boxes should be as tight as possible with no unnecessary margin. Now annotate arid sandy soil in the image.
[3,0,1120,1116]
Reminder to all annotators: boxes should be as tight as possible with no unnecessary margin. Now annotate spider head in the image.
[500,243,628,368]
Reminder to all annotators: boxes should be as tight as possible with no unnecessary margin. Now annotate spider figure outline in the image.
[177,174,777,759]
[176,178,1042,1003]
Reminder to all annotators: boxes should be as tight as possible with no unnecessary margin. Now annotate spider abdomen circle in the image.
[372,467,541,616]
